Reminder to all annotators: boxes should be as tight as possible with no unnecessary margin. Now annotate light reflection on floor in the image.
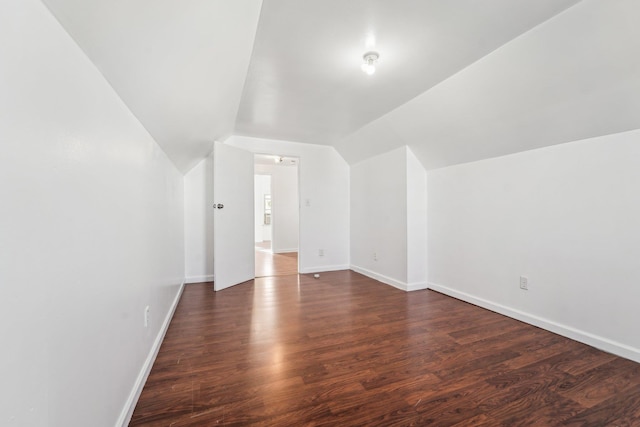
[255,241,298,278]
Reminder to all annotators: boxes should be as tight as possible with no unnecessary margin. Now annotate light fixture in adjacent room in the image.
[361,51,379,75]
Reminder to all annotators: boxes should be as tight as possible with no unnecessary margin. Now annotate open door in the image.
[213,141,255,291]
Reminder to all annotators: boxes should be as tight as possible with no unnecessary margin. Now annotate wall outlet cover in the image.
[144,306,150,327]
[520,276,528,290]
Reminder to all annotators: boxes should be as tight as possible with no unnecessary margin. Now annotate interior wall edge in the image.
[116,281,185,427]
[185,275,215,284]
[428,282,640,364]
[350,265,427,292]
[272,249,298,254]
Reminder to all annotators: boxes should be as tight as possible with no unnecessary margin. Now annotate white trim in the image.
[185,274,214,284]
[116,281,185,427]
[428,282,640,364]
[406,281,429,292]
[351,265,405,290]
[299,264,350,274]
[272,248,298,254]
[350,265,427,292]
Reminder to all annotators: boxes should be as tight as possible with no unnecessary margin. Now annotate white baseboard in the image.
[299,264,350,274]
[116,281,185,427]
[406,281,429,292]
[185,274,214,284]
[428,282,640,364]
[350,265,427,292]
[272,248,298,254]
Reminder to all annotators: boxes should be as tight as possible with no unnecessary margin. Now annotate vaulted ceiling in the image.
[42,0,640,173]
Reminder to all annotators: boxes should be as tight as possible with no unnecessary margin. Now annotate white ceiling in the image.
[336,0,640,168]
[41,0,262,173]
[41,0,640,172]
[235,0,580,145]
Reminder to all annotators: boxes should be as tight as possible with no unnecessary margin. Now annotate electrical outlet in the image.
[144,306,150,327]
[318,249,324,257]
[519,276,528,290]
[373,252,378,261]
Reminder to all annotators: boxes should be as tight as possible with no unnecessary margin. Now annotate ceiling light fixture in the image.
[361,51,379,75]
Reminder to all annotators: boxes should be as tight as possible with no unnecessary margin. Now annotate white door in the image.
[213,141,255,291]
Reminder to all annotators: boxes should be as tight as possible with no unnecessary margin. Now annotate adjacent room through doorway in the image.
[254,154,300,277]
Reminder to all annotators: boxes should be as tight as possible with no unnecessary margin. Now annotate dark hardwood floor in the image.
[255,242,298,277]
[130,271,640,426]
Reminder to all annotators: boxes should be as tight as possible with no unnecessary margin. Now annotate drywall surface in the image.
[428,129,640,362]
[350,146,428,290]
[406,148,428,288]
[336,0,640,171]
[350,147,408,286]
[255,164,299,253]
[41,0,263,174]
[184,155,214,283]
[272,165,299,253]
[227,136,349,273]
[254,174,272,242]
[0,1,184,425]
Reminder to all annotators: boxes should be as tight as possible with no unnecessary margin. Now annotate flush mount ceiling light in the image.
[361,51,379,75]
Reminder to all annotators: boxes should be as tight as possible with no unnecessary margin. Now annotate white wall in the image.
[184,154,214,283]
[272,165,299,253]
[0,1,185,426]
[428,129,640,362]
[255,165,298,250]
[406,148,428,286]
[227,136,349,273]
[350,146,428,291]
[254,174,272,242]
[351,147,408,285]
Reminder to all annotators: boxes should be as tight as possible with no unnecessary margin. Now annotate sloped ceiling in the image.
[41,0,263,173]
[335,0,640,168]
[236,0,580,146]
[42,0,640,172]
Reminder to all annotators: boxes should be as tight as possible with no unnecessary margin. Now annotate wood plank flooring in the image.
[130,271,640,426]
[255,242,298,277]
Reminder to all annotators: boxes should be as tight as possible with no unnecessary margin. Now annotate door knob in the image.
[216,204,224,209]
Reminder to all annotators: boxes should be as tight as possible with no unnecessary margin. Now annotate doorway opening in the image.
[254,154,300,277]
[254,174,272,252]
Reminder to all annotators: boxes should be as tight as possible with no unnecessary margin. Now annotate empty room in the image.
[2,0,640,426]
